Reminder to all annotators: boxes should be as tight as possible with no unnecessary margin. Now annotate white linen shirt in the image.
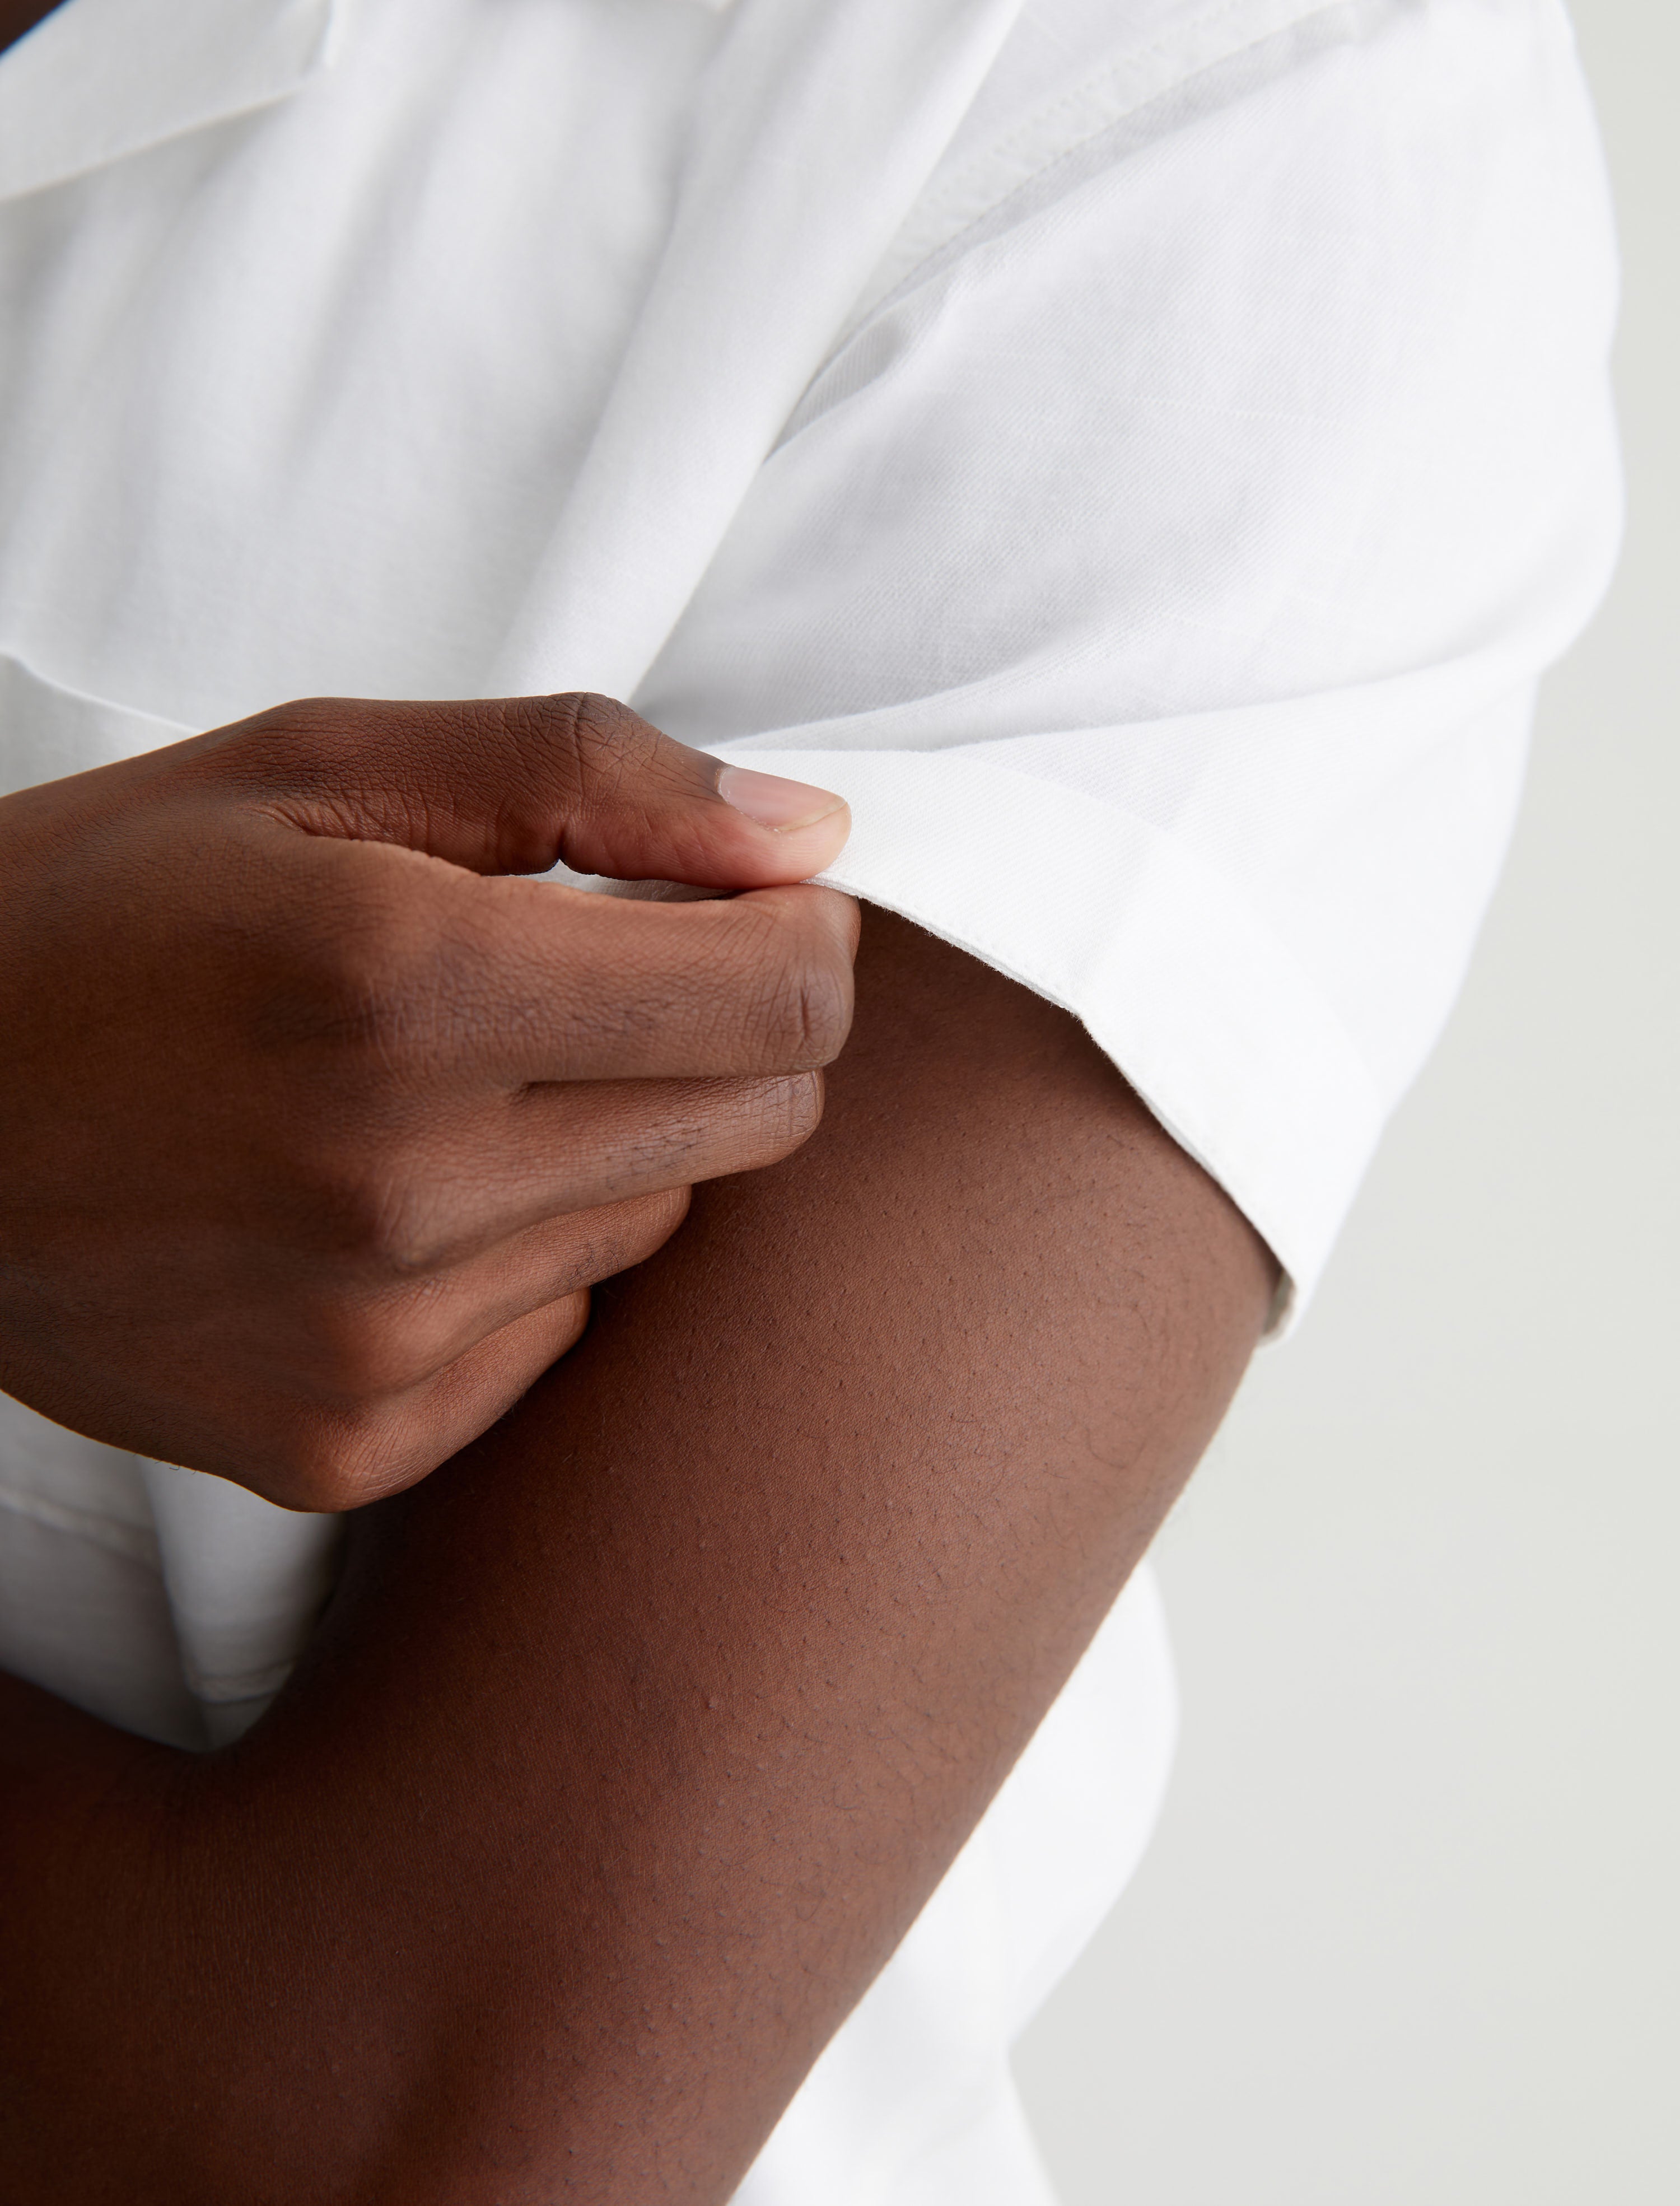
[0,2,1619,2199]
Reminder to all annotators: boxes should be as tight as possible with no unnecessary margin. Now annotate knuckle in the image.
[300,1142,446,1274]
[712,893,856,1072]
[293,1270,454,1401]
[214,693,340,762]
[298,1423,436,1510]
[548,1188,689,1289]
[248,860,445,1072]
[545,691,657,806]
[204,696,384,807]
[304,1306,410,1401]
[254,694,343,747]
[310,898,439,1059]
[687,1073,824,1178]
[754,1070,826,1157]
[263,1415,390,1514]
[761,931,853,1069]
[619,1182,692,1257]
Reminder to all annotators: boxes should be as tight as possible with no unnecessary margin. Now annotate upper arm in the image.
[0,915,1272,2206]
[295,906,1275,2196]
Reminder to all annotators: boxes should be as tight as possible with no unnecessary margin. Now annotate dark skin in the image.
[0,0,62,54]
[0,694,856,1508]
[0,906,1274,2201]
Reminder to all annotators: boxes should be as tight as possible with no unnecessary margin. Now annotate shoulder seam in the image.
[843,0,1408,338]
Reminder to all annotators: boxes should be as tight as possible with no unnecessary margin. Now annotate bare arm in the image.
[0,910,1274,2202]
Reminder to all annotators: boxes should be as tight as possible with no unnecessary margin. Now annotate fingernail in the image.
[716,764,847,832]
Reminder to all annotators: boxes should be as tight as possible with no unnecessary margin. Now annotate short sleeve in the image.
[635,0,1621,1324]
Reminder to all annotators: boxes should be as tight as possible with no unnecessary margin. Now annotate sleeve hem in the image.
[721,745,1389,1335]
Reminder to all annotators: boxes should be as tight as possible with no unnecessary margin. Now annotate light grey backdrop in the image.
[1012,2,1679,2198]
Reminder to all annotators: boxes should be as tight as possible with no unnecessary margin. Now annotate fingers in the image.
[249,1055,828,1511]
[447,879,861,1083]
[412,1190,694,1369]
[447,1071,824,1253]
[265,1184,693,1510]
[312,1072,823,1278]
[309,1187,690,1413]
[9,687,854,1518]
[217,691,852,890]
[288,1289,599,1509]
[288,839,860,1085]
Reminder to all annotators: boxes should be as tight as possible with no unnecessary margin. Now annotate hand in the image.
[0,692,856,1509]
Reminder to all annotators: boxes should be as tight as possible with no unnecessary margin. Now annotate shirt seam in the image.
[841,0,1392,345]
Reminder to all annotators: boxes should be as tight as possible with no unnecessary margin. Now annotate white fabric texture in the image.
[0,1,1619,2198]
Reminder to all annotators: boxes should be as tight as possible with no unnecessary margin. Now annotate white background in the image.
[1013,2,1679,2198]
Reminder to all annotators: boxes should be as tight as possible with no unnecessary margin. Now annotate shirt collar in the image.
[0,0,337,204]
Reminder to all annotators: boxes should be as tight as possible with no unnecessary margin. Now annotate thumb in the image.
[217,691,851,890]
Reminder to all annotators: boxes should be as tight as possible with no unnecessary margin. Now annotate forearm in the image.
[0,912,1273,2201]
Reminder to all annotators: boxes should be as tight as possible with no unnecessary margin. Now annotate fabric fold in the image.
[491,0,1029,699]
[0,0,337,204]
